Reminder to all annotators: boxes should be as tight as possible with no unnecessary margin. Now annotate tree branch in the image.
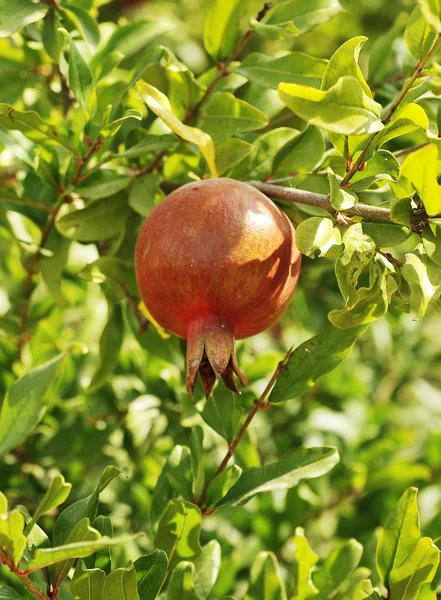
[198,346,293,514]
[249,181,393,222]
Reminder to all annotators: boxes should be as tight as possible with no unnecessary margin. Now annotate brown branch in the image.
[16,573,50,600]
[341,34,441,187]
[249,181,393,222]
[394,142,430,158]
[198,346,294,513]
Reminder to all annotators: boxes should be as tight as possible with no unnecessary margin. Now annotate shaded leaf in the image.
[269,324,368,403]
[217,447,339,508]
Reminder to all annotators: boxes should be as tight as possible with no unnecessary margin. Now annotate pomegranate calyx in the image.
[186,315,247,398]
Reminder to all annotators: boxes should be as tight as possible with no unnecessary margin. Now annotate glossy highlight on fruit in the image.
[135,178,301,397]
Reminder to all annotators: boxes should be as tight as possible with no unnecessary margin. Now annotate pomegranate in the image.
[135,178,301,397]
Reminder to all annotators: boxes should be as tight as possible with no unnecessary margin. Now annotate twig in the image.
[249,181,393,222]
[394,142,430,158]
[198,347,294,513]
[376,248,404,267]
[341,34,441,187]
[16,574,50,600]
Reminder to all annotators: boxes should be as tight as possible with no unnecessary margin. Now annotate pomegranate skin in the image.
[135,178,301,396]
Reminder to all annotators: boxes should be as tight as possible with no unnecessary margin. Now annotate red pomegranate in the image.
[135,178,301,397]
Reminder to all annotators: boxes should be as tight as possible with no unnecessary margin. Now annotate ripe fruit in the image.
[135,178,301,397]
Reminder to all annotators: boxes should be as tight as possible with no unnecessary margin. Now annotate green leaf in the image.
[0,351,69,456]
[203,0,249,60]
[0,104,78,155]
[271,126,325,178]
[56,194,130,242]
[102,564,140,600]
[215,138,253,175]
[85,516,113,573]
[134,550,168,600]
[77,173,132,201]
[93,19,170,63]
[155,500,202,569]
[422,226,441,265]
[328,170,357,210]
[78,257,128,284]
[198,91,268,144]
[283,0,342,33]
[101,109,143,138]
[88,303,124,392]
[377,487,421,588]
[41,232,71,304]
[362,223,410,248]
[254,0,341,39]
[245,552,287,600]
[348,150,400,191]
[369,16,406,85]
[322,36,371,96]
[329,258,397,328]
[296,217,342,259]
[0,0,47,36]
[376,103,428,149]
[293,527,319,600]
[27,475,72,534]
[53,465,126,546]
[389,537,440,600]
[201,388,245,443]
[401,249,441,319]
[313,539,363,600]
[269,324,368,403]
[151,446,193,531]
[0,586,22,599]
[0,508,26,566]
[217,447,339,508]
[406,6,437,59]
[129,173,164,217]
[205,466,242,510]
[250,17,300,40]
[167,561,199,600]
[194,540,222,600]
[137,81,217,177]
[229,127,297,181]
[418,0,441,33]
[62,4,100,48]
[49,517,100,585]
[234,52,328,90]
[28,531,136,572]
[278,77,383,135]
[62,31,94,115]
[191,426,205,500]
[71,561,106,600]
[335,224,376,307]
[118,133,176,159]
[42,10,64,63]
[401,144,441,217]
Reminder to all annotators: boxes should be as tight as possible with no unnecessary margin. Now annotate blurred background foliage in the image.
[1,0,441,597]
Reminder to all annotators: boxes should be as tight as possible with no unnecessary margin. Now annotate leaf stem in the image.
[341,34,441,187]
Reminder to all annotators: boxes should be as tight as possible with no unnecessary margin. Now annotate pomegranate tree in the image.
[135,178,301,397]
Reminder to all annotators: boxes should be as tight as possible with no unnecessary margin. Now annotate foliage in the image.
[1,0,441,598]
